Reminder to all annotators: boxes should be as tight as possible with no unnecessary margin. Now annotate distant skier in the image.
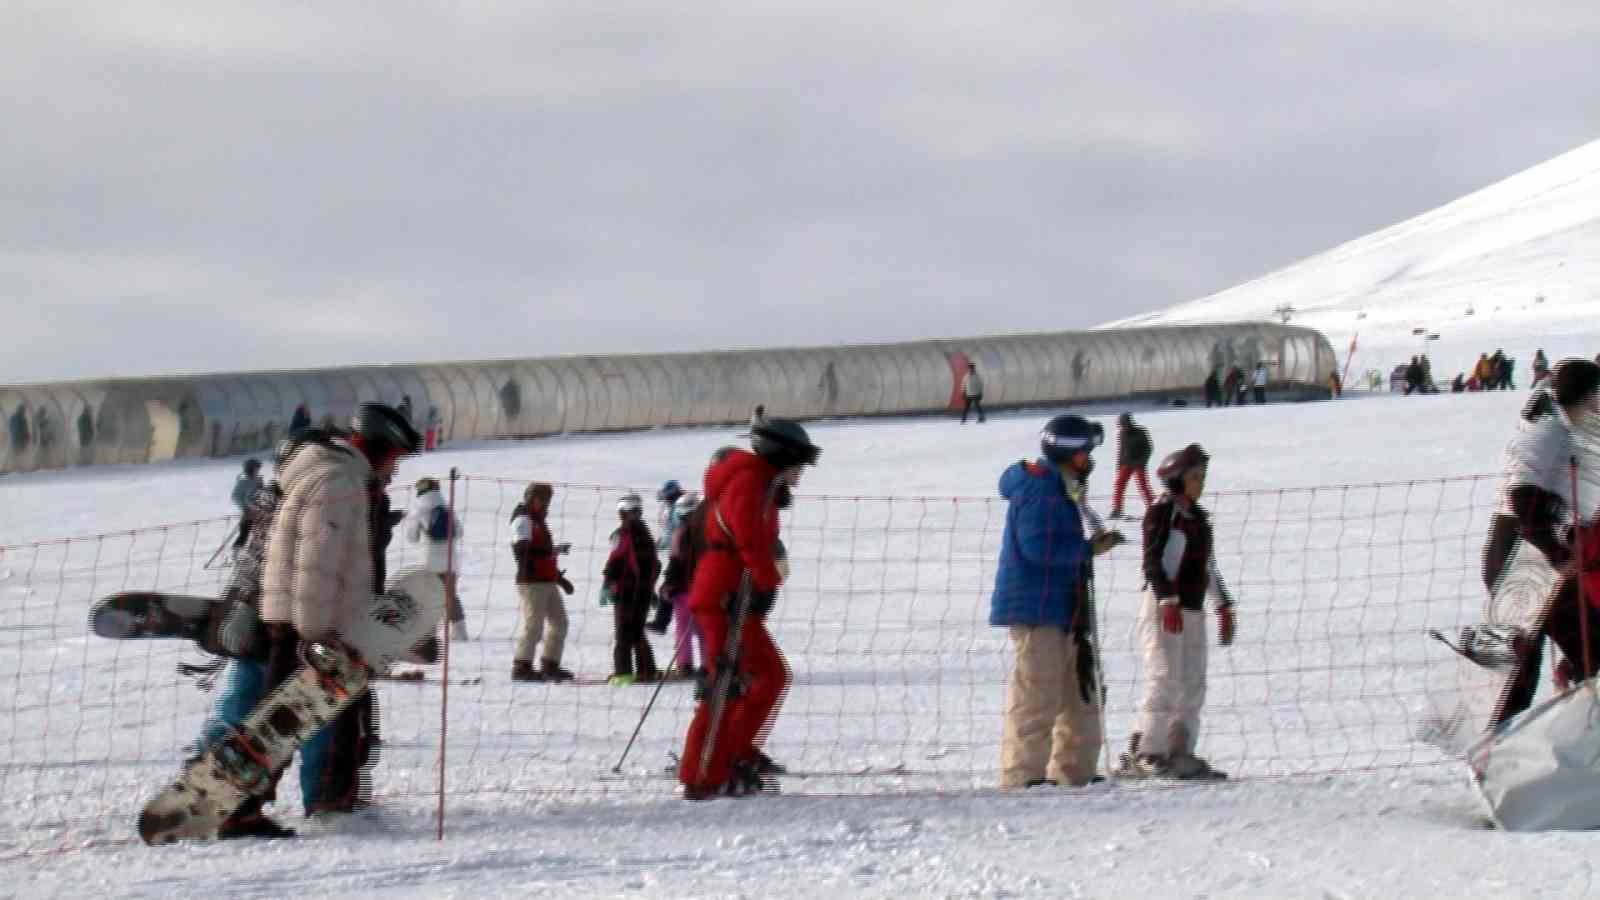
[991,415,1123,788]
[1203,370,1222,408]
[1251,362,1269,404]
[1108,413,1154,521]
[603,493,660,683]
[1222,367,1243,406]
[960,362,986,424]
[288,403,311,438]
[678,418,820,798]
[231,458,264,550]
[405,477,468,641]
[1531,349,1550,386]
[656,479,685,553]
[1121,443,1236,780]
[510,482,574,682]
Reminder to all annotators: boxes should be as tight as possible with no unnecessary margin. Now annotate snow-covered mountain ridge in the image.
[1103,138,1600,385]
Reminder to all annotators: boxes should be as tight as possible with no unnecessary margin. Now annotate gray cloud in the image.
[4,1,1598,382]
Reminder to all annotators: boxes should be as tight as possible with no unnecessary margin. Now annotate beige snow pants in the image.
[513,582,568,665]
[1000,625,1103,787]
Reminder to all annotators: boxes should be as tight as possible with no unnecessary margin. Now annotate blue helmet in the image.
[656,479,683,503]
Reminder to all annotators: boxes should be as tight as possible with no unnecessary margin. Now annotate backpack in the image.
[426,504,452,541]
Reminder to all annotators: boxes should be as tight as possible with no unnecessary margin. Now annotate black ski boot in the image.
[512,660,543,682]
[218,810,296,840]
[540,659,574,683]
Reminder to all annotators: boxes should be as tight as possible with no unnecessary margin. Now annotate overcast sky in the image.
[4,2,1598,383]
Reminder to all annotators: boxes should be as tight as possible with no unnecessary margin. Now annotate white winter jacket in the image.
[962,371,984,398]
[259,439,374,638]
[405,489,463,573]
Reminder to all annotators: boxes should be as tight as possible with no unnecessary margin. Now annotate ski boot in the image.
[540,659,574,683]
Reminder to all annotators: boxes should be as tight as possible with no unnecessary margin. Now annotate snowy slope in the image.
[1103,138,1600,387]
[2,388,1595,898]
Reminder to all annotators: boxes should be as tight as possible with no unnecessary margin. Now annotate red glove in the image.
[1160,602,1183,634]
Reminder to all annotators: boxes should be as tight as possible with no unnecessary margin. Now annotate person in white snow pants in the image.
[1127,443,1238,779]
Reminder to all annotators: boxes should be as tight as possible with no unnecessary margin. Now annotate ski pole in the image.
[203,522,240,569]
[612,626,692,773]
[1570,456,1592,683]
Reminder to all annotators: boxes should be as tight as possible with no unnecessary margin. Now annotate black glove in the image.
[748,590,777,619]
[1074,632,1101,706]
[557,573,575,596]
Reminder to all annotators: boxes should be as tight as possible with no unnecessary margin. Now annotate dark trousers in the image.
[1484,516,1543,727]
[961,396,985,423]
[1253,386,1266,404]
[613,598,658,678]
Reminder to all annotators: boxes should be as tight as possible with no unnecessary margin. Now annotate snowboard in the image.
[1422,538,1557,755]
[91,591,219,642]
[137,569,444,845]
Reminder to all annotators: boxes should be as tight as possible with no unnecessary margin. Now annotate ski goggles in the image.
[1039,422,1104,451]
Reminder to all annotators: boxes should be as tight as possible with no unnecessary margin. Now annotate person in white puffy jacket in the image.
[244,402,419,837]
[405,477,468,640]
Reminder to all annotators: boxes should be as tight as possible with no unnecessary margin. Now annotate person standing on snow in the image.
[405,477,468,641]
[678,418,821,798]
[236,403,419,837]
[231,458,265,550]
[1121,443,1236,780]
[1483,358,1600,726]
[509,482,575,682]
[650,490,707,677]
[990,415,1124,789]
[960,362,986,424]
[1251,362,1269,404]
[603,493,661,683]
[1531,349,1550,386]
[1203,370,1222,408]
[1109,413,1154,520]
[656,479,686,553]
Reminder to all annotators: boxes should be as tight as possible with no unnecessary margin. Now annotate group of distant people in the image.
[1202,362,1271,407]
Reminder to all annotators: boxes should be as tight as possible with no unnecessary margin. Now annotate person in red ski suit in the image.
[678,418,820,798]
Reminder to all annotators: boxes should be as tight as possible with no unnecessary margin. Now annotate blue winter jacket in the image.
[988,459,1090,629]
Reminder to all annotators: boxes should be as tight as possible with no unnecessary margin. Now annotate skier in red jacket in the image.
[678,418,821,798]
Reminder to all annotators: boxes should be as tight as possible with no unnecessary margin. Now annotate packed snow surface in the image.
[6,377,1600,897]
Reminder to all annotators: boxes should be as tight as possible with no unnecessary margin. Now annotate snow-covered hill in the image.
[1104,138,1600,387]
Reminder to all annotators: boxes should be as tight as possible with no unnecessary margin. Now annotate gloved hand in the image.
[1090,530,1125,556]
[556,542,572,556]
[557,573,575,596]
[647,594,673,634]
[1159,600,1183,634]
[217,601,261,657]
[1217,604,1236,647]
[1555,656,1575,691]
[748,590,777,619]
[1074,633,1101,705]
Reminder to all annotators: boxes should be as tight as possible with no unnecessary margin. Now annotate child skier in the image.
[650,490,705,677]
[1122,443,1238,780]
[603,493,661,683]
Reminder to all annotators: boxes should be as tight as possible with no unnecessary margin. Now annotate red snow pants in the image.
[677,604,790,790]
[1111,465,1153,515]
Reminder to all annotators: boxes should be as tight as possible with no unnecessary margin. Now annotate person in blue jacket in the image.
[991,414,1124,788]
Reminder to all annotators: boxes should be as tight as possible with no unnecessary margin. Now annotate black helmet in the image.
[1157,443,1210,490]
[243,457,261,474]
[751,417,821,469]
[1039,415,1103,463]
[351,402,422,456]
